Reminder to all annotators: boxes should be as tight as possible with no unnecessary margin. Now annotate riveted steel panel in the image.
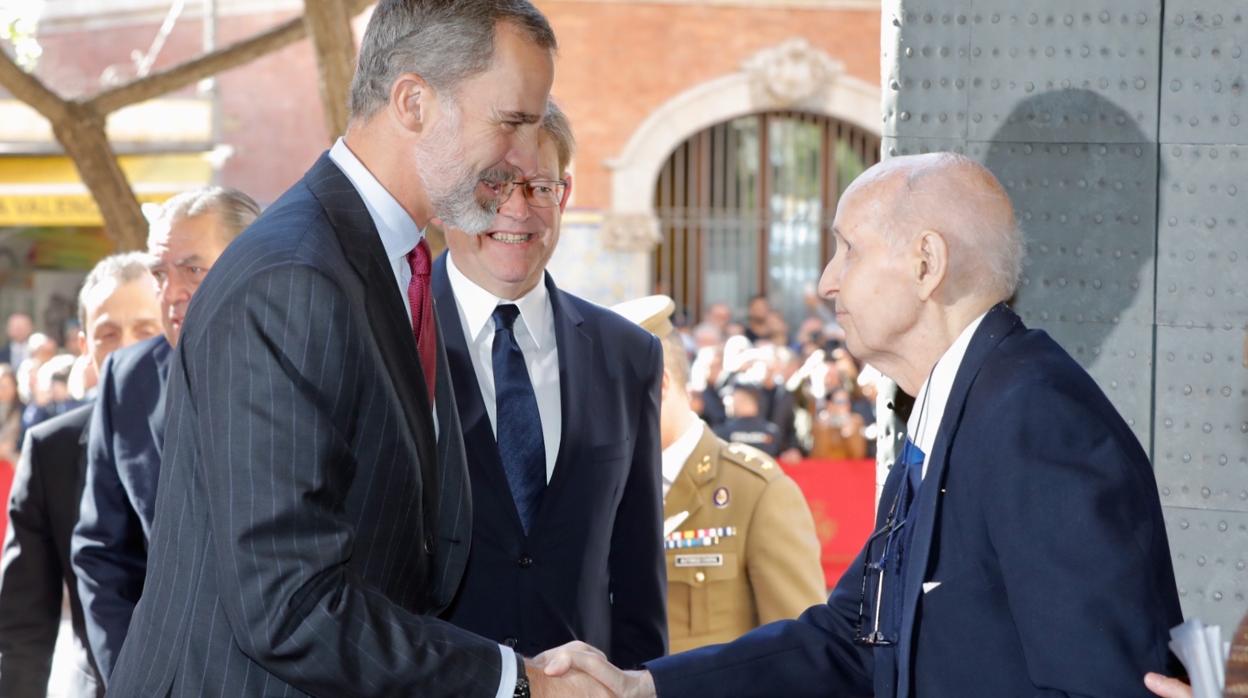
[1164,506,1248,633]
[1154,326,1248,512]
[965,2,1161,143]
[883,0,972,139]
[1160,2,1248,144]
[1156,145,1248,328]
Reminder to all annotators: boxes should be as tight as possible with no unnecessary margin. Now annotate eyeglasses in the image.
[483,178,568,208]
[853,488,908,647]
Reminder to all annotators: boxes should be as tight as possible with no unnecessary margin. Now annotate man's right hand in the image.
[531,642,657,698]
[527,656,614,698]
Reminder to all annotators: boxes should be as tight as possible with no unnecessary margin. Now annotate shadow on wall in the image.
[983,88,1156,373]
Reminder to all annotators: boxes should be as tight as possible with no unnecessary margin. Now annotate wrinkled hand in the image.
[1144,672,1193,698]
[533,641,657,698]
[526,655,613,698]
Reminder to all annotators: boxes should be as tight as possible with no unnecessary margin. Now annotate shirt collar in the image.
[445,251,551,349]
[906,310,989,456]
[662,417,706,489]
[328,138,422,262]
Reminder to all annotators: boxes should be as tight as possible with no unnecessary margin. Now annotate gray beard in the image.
[414,114,498,236]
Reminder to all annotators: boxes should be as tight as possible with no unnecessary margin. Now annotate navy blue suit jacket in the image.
[70,334,170,683]
[647,304,1182,698]
[108,154,502,696]
[433,255,668,667]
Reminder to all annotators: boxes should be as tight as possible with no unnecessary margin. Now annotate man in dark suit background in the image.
[0,253,162,697]
[70,186,259,685]
[108,2,608,696]
[0,313,33,370]
[536,153,1182,698]
[434,102,667,667]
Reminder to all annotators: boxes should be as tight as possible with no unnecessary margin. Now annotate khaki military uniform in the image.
[663,424,825,653]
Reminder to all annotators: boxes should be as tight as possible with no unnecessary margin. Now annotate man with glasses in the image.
[534,152,1181,698]
[433,101,667,670]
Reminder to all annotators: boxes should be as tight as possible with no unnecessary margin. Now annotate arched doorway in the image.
[652,110,880,325]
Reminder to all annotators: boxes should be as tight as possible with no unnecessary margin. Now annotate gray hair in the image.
[349,0,557,121]
[149,186,260,246]
[660,330,691,395]
[78,252,153,328]
[542,99,576,175]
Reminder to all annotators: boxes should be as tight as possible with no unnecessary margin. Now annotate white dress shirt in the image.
[445,253,562,483]
[906,310,988,479]
[328,138,422,322]
[661,417,705,498]
[329,140,515,696]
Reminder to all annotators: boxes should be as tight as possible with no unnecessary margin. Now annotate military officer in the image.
[612,296,826,653]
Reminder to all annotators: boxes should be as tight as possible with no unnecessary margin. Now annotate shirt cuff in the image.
[495,644,518,698]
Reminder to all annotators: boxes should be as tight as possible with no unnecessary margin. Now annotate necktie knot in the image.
[406,239,431,277]
[492,303,521,332]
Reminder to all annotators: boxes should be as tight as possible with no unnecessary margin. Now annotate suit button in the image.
[694,571,706,583]
[518,554,534,568]
[423,535,434,555]
[504,637,519,648]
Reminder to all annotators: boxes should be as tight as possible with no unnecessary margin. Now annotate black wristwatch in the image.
[513,653,531,698]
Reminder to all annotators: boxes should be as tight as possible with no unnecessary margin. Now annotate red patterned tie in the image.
[406,239,437,402]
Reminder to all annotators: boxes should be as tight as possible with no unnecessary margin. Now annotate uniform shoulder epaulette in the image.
[720,442,782,482]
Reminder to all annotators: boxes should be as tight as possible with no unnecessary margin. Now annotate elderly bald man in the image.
[535,152,1183,698]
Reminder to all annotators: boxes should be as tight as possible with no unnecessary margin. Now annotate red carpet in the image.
[782,458,876,589]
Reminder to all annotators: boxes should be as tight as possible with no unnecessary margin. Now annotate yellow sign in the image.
[0,153,213,226]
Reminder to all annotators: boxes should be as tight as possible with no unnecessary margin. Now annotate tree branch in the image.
[86,0,373,116]
[0,49,69,122]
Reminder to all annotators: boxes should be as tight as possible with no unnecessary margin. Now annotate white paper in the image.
[1168,619,1227,698]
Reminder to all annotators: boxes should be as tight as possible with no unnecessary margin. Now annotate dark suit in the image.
[646,304,1182,698]
[71,334,170,683]
[0,404,103,697]
[108,154,502,696]
[434,257,667,668]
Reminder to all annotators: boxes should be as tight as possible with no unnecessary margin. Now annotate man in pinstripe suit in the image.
[108,3,606,696]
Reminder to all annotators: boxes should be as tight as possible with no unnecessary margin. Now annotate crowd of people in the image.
[671,293,878,465]
[0,2,1198,697]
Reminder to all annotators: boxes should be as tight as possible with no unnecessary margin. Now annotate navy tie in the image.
[492,304,546,534]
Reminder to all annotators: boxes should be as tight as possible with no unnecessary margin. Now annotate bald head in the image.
[844,153,1022,301]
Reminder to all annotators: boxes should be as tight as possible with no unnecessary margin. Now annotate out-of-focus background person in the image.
[0,252,161,698]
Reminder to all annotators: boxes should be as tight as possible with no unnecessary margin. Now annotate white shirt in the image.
[661,418,705,498]
[906,310,989,479]
[445,253,562,483]
[329,140,518,695]
[328,138,422,322]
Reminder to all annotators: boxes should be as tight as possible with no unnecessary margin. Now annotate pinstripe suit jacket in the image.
[108,154,501,697]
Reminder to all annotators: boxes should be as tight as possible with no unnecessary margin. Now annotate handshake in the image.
[526,642,657,698]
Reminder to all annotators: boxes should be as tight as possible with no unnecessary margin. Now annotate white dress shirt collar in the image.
[906,310,989,476]
[327,138,422,271]
[661,417,706,498]
[445,252,551,349]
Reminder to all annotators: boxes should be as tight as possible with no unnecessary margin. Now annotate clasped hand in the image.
[525,641,656,698]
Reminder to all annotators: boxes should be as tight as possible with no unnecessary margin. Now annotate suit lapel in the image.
[895,303,1021,697]
[306,154,438,513]
[431,255,524,532]
[535,274,591,520]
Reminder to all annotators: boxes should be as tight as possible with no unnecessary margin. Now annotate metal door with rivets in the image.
[883,0,1248,634]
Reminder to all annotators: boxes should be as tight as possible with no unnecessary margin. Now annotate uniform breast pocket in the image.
[667,551,741,635]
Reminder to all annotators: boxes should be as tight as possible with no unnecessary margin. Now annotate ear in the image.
[660,368,670,402]
[557,173,573,213]
[914,229,949,301]
[389,73,432,134]
[77,329,87,352]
